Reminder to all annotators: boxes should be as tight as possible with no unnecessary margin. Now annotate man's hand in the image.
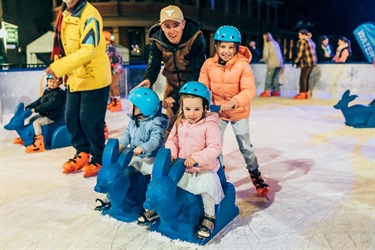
[162,97,175,109]
[136,79,151,88]
[44,67,57,78]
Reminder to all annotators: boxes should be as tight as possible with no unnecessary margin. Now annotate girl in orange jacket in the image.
[199,25,269,199]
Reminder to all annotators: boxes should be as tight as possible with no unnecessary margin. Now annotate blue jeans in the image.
[265,67,282,91]
[218,118,259,172]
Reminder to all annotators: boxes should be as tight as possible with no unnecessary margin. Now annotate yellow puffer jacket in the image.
[199,45,256,121]
[50,2,111,92]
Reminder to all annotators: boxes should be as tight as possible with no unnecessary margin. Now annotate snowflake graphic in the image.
[346,67,358,81]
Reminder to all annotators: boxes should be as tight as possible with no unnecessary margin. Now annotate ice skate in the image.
[107,98,114,110]
[25,135,45,153]
[13,137,24,145]
[82,162,102,178]
[109,98,122,112]
[62,152,90,174]
[249,169,269,200]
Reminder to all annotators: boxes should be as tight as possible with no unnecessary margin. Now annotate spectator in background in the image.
[333,36,351,63]
[104,30,124,112]
[248,41,261,63]
[316,35,333,63]
[259,32,284,97]
[293,29,317,100]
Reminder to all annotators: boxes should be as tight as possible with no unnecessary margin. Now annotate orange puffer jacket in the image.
[199,45,256,121]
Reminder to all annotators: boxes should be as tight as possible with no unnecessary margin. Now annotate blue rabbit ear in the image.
[102,138,120,166]
[15,102,25,115]
[168,159,186,184]
[343,89,350,98]
[152,148,172,178]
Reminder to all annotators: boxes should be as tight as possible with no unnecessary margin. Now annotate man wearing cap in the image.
[136,5,206,140]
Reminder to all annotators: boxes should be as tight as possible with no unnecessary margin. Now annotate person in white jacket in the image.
[259,32,284,97]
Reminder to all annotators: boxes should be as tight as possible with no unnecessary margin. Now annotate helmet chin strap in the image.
[131,105,143,127]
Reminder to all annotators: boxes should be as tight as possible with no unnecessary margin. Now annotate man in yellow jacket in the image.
[45,0,111,178]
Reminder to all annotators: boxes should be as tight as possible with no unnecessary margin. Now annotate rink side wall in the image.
[1,63,374,122]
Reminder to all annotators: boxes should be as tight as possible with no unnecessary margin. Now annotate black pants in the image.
[65,86,109,164]
[299,66,315,92]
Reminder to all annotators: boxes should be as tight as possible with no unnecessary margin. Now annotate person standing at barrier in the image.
[45,0,111,177]
[17,75,65,153]
[199,25,269,199]
[248,40,261,63]
[333,36,352,63]
[259,32,284,97]
[165,81,224,239]
[104,30,124,112]
[316,35,333,63]
[136,5,206,140]
[293,29,317,100]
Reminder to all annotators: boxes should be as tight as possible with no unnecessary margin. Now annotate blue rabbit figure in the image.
[94,139,151,222]
[334,90,375,128]
[144,148,239,245]
[4,103,35,146]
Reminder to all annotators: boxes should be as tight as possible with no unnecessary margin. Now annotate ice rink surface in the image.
[1,97,374,249]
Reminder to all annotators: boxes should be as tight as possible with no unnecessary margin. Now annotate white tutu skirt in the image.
[177,170,225,204]
[129,156,154,175]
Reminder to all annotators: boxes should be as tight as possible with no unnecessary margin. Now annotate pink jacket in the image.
[165,112,222,172]
[199,45,256,121]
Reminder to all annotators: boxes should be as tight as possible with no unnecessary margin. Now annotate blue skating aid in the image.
[4,102,71,149]
[94,138,150,222]
[334,90,375,128]
[145,148,239,245]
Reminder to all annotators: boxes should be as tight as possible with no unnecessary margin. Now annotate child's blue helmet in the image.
[214,25,241,43]
[128,87,160,116]
[179,81,211,106]
[46,74,54,79]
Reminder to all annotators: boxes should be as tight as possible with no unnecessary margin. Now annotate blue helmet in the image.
[214,25,241,43]
[46,74,54,80]
[179,81,211,106]
[128,87,160,116]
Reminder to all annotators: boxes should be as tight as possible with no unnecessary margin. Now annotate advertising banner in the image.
[353,22,375,63]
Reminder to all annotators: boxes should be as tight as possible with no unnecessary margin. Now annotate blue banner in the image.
[353,22,375,63]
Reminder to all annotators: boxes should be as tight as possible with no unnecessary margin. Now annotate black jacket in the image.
[26,88,66,121]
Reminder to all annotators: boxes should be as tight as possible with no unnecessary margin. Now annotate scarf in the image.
[50,8,65,62]
[321,45,332,58]
[335,44,349,58]
[50,1,83,62]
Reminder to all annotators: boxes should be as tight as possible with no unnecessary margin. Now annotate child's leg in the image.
[218,119,229,167]
[32,116,54,135]
[198,192,216,238]
[201,192,215,216]
[230,118,258,171]
[231,119,269,196]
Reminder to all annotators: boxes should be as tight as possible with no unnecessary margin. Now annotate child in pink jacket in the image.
[199,25,269,199]
[165,81,224,239]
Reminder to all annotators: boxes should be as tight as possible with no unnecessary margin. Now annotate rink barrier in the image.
[1,63,374,121]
